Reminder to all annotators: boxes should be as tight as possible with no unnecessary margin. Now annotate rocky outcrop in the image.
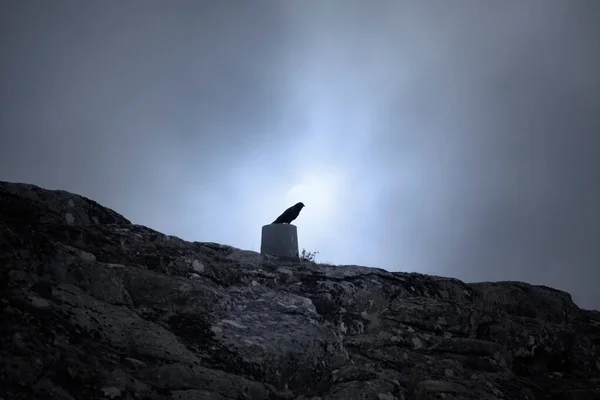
[0,181,599,400]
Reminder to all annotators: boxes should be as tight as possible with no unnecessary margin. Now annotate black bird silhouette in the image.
[272,202,305,224]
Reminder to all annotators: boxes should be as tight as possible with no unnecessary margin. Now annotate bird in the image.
[272,202,305,224]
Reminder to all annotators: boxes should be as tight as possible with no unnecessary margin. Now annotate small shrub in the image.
[300,248,319,263]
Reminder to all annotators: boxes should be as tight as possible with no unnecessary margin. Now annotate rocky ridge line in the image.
[0,181,599,400]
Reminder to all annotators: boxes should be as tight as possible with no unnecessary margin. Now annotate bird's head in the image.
[296,202,305,209]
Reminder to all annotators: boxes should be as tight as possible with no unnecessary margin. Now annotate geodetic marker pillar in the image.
[260,223,299,258]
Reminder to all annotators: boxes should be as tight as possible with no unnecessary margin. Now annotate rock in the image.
[0,181,130,225]
[100,386,121,399]
[0,180,599,400]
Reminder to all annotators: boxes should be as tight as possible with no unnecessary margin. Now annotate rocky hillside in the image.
[0,181,599,400]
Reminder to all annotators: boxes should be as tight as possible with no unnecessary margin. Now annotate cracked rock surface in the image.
[1,181,599,399]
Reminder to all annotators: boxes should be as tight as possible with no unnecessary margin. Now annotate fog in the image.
[1,1,599,309]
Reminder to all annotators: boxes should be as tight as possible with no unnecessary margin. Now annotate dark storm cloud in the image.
[361,1,600,309]
[1,1,599,309]
[0,0,300,235]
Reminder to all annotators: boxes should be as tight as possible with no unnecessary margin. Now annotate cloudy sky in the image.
[1,1,599,310]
